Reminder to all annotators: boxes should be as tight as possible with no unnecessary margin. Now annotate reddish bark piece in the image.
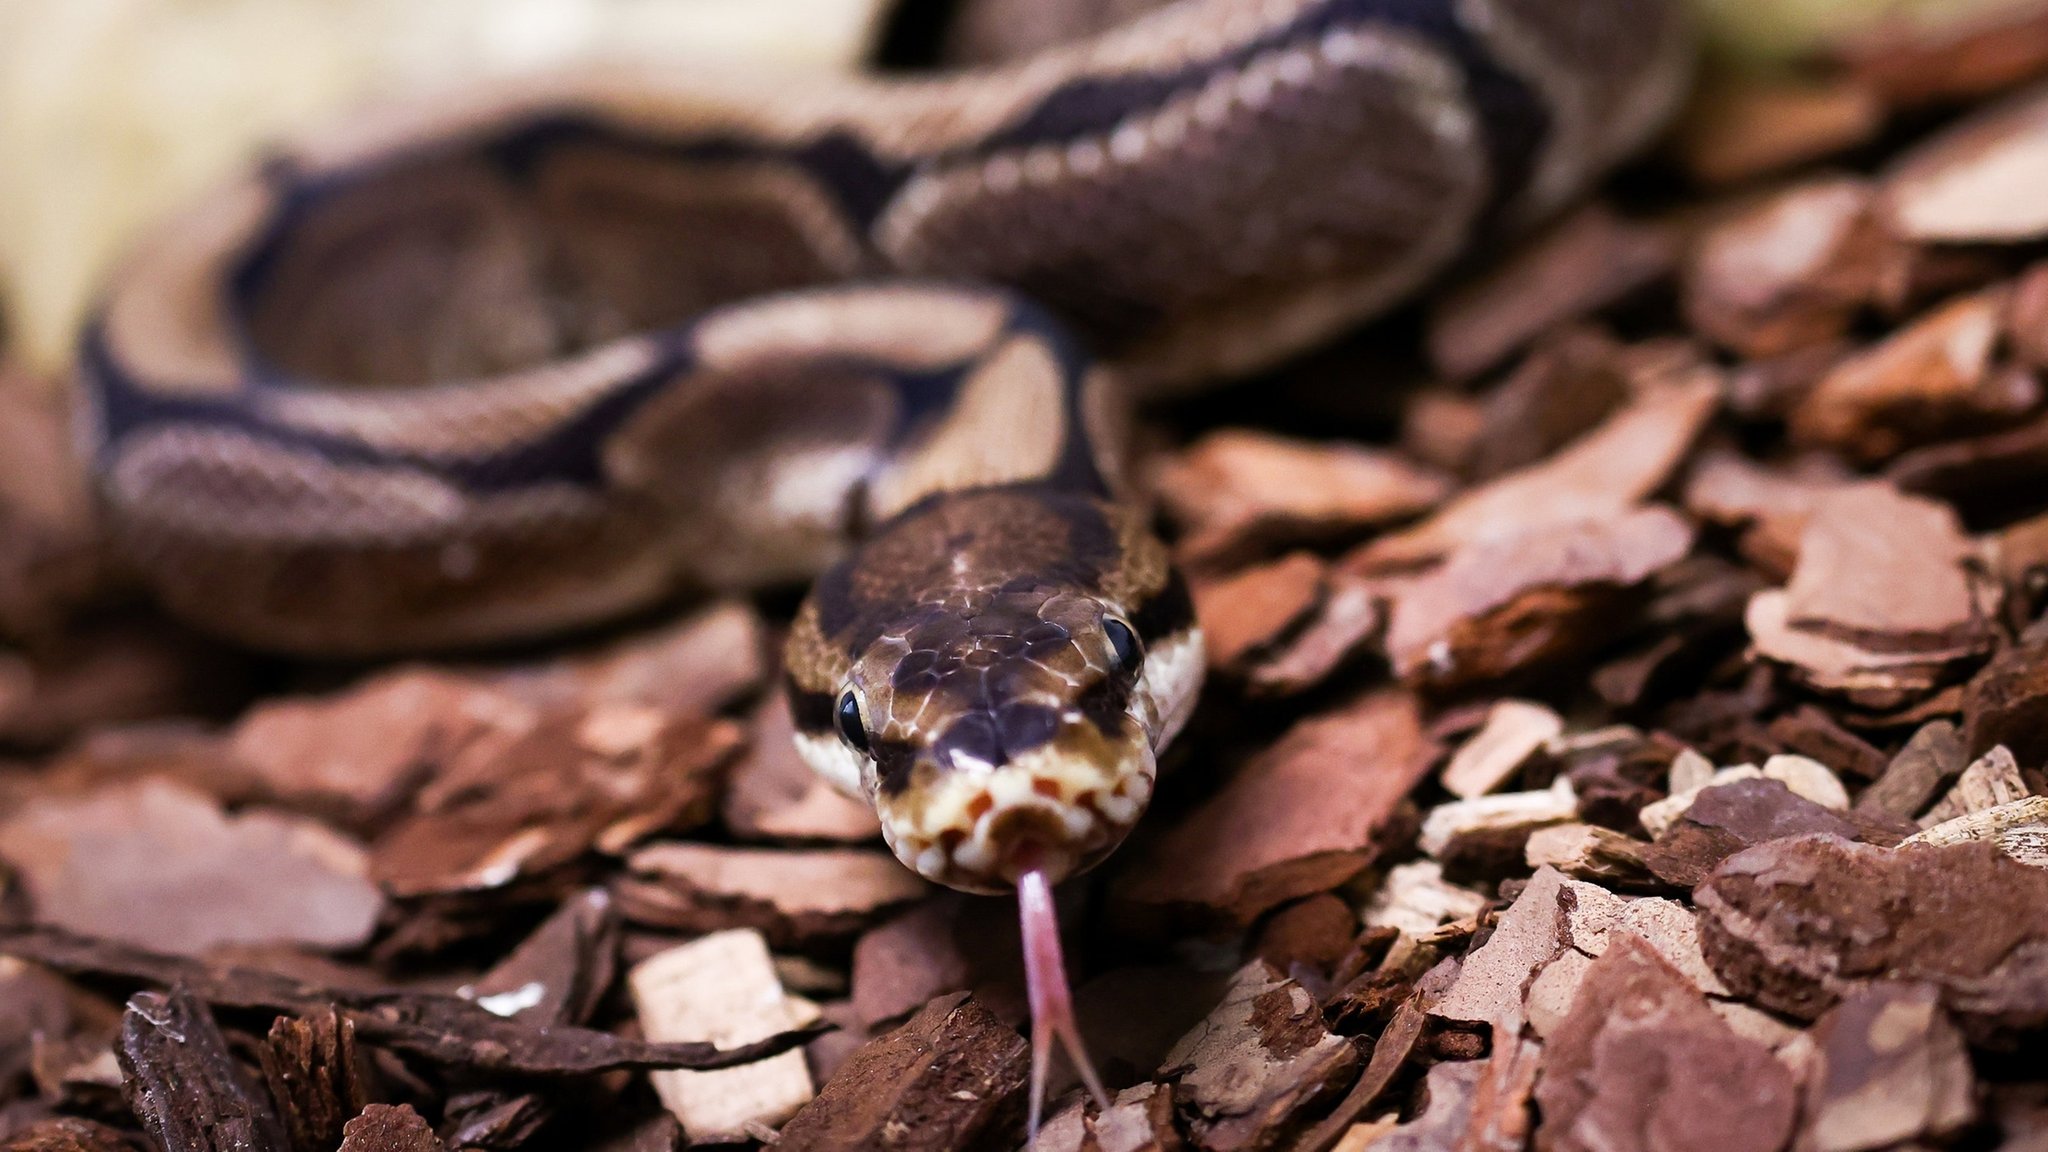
[1534,936,1798,1152]
[614,843,927,950]
[1838,5,2048,106]
[1682,451,1854,582]
[1748,484,1998,705]
[2,923,819,1077]
[1783,485,1993,649]
[1675,74,1885,186]
[1766,705,1888,781]
[1790,289,2020,462]
[0,1119,140,1152]
[2011,260,2048,370]
[0,778,381,956]
[774,993,1028,1152]
[1883,84,2048,242]
[1467,328,1632,481]
[118,989,292,1152]
[1640,778,1866,889]
[260,1010,370,1152]
[467,888,618,1028]
[1441,701,1564,799]
[1159,962,1359,1152]
[1250,894,1357,975]
[485,599,767,719]
[336,1105,446,1152]
[1384,507,1694,689]
[1192,553,1329,672]
[1427,204,1678,382]
[1112,692,1438,928]
[1696,835,2048,1039]
[1802,983,1976,1152]
[1153,431,1449,568]
[1359,1059,1481,1152]
[1038,1081,1182,1152]
[1354,372,1719,572]
[1684,178,1889,359]
[228,668,530,822]
[846,893,1032,1034]
[1857,720,1968,819]
[1962,626,2048,764]
[371,708,739,898]
[1239,573,1384,698]
[722,693,880,843]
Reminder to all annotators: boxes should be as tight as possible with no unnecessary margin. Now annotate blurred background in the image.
[0,0,2039,385]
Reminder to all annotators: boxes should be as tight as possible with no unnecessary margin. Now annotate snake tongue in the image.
[1018,867,1111,1145]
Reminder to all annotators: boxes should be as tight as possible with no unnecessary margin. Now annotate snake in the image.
[76,0,1689,1128]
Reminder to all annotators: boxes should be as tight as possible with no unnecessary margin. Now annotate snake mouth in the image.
[874,722,1156,894]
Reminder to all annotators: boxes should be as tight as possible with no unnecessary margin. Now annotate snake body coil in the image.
[80,0,1688,893]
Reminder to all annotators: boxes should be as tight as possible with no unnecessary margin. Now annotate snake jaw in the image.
[874,720,1156,893]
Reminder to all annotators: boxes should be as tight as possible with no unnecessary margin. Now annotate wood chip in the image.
[260,1010,369,1152]
[1522,824,1658,891]
[1919,744,2029,827]
[1747,484,1998,704]
[614,843,927,950]
[1442,700,1565,799]
[774,993,1026,1152]
[1384,507,1695,690]
[1884,82,2048,243]
[1192,553,1329,672]
[1466,327,1632,481]
[227,669,528,823]
[722,693,880,844]
[1640,778,1868,888]
[335,1106,446,1152]
[1789,289,2018,461]
[1534,935,1798,1152]
[1963,625,2048,764]
[1801,982,1976,1152]
[1361,861,1489,940]
[1159,962,1359,1152]
[1675,73,1885,186]
[485,599,766,719]
[628,930,814,1140]
[372,709,740,898]
[1354,373,1719,572]
[849,899,981,1030]
[1684,177,1889,358]
[1037,1082,1181,1152]
[1153,430,1449,568]
[1857,720,1969,819]
[0,778,382,955]
[1905,795,2048,865]
[117,988,291,1152]
[1696,835,2048,1038]
[1240,573,1384,697]
[1113,691,1438,927]
[1419,780,1581,879]
[1428,204,1678,382]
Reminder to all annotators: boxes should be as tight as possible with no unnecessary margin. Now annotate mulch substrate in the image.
[11,7,2048,1151]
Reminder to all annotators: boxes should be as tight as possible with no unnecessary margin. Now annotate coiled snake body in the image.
[79,0,1689,1124]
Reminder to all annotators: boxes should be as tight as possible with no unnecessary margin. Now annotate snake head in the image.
[785,489,1201,894]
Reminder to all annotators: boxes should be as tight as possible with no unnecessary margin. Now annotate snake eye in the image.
[836,690,871,754]
[1105,617,1142,675]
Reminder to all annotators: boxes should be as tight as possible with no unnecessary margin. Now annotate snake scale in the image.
[78,0,1690,1128]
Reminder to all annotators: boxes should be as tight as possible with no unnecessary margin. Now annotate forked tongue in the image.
[1018,866,1111,1144]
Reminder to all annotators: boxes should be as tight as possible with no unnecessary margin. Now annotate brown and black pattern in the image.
[77,0,1691,884]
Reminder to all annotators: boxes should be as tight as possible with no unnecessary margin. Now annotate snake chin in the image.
[877,731,1157,894]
